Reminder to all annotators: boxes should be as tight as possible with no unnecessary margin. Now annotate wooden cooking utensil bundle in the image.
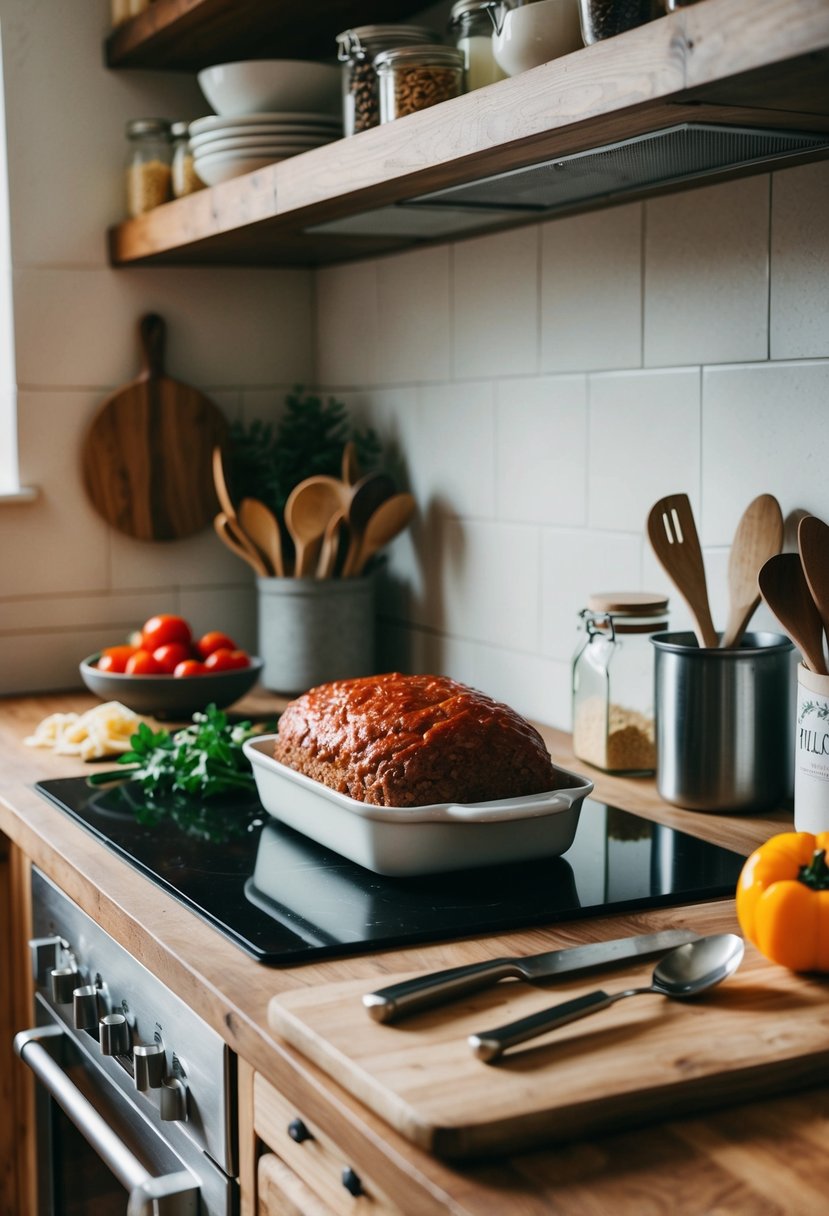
[647,492,784,650]
[212,446,414,579]
[758,514,829,675]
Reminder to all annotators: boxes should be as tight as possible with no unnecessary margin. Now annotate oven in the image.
[15,868,238,1216]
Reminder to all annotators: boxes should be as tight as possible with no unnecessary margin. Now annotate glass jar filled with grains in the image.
[336,24,437,136]
[448,0,505,91]
[125,118,172,218]
[571,592,669,775]
[374,45,465,123]
[170,122,204,199]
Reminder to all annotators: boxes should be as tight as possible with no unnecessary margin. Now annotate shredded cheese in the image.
[24,702,145,761]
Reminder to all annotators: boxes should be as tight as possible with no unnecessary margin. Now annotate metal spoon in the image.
[720,493,784,648]
[758,552,828,675]
[469,933,744,1063]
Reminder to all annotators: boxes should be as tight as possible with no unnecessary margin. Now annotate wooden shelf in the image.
[105,0,430,69]
[108,0,829,269]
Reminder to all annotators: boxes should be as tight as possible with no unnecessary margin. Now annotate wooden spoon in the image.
[647,493,718,649]
[758,552,828,675]
[240,498,284,578]
[341,472,397,578]
[798,515,829,655]
[284,475,347,577]
[213,512,268,577]
[720,494,784,648]
[350,492,416,577]
[341,440,361,486]
[316,509,345,578]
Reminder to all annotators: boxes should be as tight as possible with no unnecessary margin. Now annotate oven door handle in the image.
[15,1024,199,1215]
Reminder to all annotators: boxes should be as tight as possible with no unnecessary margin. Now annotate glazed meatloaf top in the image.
[272,672,557,807]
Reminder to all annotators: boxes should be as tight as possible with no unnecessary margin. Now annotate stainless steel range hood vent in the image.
[306,124,829,242]
[405,123,829,216]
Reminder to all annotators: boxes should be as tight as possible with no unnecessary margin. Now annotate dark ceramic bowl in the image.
[79,654,263,719]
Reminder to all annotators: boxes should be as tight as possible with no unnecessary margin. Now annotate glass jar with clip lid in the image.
[572,591,669,775]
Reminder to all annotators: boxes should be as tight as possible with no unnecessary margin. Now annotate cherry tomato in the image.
[173,659,208,678]
[141,614,192,653]
[203,648,250,672]
[152,642,192,673]
[125,649,165,676]
[97,645,139,673]
[196,631,238,660]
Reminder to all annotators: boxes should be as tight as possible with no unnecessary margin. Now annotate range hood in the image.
[307,123,829,240]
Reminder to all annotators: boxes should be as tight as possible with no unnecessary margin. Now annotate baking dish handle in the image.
[443,784,592,822]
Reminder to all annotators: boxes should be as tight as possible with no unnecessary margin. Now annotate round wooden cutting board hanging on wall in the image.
[81,313,228,542]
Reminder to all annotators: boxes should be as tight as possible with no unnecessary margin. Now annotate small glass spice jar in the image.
[449,0,505,91]
[571,592,669,775]
[336,24,437,137]
[578,0,656,44]
[125,117,172,218]
[170,121,204,198]
[374,45,465,124]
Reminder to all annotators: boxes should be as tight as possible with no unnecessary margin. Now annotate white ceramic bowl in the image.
[493,0,583,76]
[190,131,335,155]
[198,60,341,118]
[243,735,593,876]
[193,146,320,185]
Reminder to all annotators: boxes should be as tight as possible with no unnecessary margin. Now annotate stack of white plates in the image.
[190,112,342,186]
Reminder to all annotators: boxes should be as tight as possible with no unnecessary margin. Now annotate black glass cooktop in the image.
[35,777,745,965]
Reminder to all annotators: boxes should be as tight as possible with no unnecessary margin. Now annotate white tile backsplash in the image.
[1,0,828,727]
[770,160,829,360]
[587,368,701,532]
[495,375,587,525]
[452,225,539,379]
[644,176,770,367]
[540,204,642,373]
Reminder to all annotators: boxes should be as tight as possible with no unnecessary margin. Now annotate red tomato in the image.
[125,649,164,676]
[97,645,139,673]
[141,614,192,653]
[173,659,208,678]
[203,648,250,672]
[152,642,193,674]
[196,631,238,660]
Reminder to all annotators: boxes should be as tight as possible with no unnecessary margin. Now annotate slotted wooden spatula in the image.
[647,493,718,649]
[82,314,227,541]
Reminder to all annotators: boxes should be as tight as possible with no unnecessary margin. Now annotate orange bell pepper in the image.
[736,831,829,972]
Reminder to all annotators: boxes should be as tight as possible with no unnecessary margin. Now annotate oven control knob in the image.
[133,1043,165,1092]
[159,1077,188,1123]
[99,1013,130,1056]
[73,985,100,1030]
[29,936,63,986]
[50,967,78,1004]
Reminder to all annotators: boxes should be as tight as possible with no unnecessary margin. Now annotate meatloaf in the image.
[272,672,557,807]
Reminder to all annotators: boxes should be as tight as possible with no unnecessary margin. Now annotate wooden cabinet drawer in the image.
[254,1074,405,1215]
[258,1152,336,1216]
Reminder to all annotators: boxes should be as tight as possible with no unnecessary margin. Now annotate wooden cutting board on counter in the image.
[268,945,829,1160]
[81,313,228,541]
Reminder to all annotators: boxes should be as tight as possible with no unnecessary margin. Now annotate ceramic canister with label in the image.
[794,663,829,832]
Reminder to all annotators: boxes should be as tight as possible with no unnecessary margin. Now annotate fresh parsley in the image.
[88,704,268,801]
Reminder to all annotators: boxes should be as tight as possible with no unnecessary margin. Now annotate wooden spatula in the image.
[797,515,829,656]
[647,493,718,649]
[758,551,828,675]
[82,314,227,541]
[720,494,784,648]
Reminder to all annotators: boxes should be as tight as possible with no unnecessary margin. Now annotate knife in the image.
[362,928,700,1023]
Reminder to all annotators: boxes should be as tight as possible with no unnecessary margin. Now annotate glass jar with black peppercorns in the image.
[336,24,437,136]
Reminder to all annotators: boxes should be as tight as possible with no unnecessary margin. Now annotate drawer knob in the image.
[341,1166,363,1197]
[287,1117,312,1143]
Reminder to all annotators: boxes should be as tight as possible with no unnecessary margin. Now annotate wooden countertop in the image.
[1,689,823,1214]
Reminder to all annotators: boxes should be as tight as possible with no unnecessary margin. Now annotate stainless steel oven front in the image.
[15,868,238,1215]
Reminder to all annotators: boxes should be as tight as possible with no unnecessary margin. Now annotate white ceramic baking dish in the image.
[243,735,594,876]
